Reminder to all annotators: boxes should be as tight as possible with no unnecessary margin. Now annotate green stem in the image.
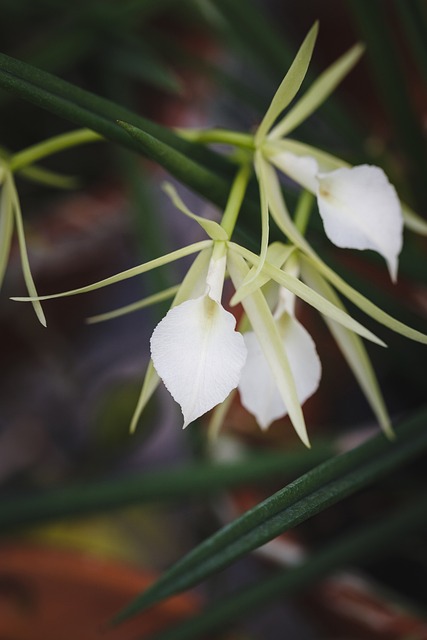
[293,190,314,235]
[220,163,252,238]
[176,128,255,151]
[9,128,103,172]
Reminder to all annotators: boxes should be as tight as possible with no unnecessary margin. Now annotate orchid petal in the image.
[150,293,246,427]
[269,43,364,139]
[239,314,321,430]
[265,138,348,173]
[11,239,213,302]
[0,179,14,290]
[300,258,393,438]
[254,155,313,255]
[162,182,229,241]
[302,253,427,345]
[255,22,318,145]
[8,175,46,326]
[229,242,385,347]
[129,247,214,433]
[316,165,403,281]
[268,150,319,193]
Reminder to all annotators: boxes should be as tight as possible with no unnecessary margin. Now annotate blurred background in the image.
[0,1,427,638]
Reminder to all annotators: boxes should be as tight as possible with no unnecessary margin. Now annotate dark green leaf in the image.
[0,51,231,176]
[149,495,427,640]
[112,407,427,624]
[118,120,256,215]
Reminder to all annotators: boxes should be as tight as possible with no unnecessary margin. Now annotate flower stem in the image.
[220,163,252,238]
[9,129,103,172]
[176,128,255,150]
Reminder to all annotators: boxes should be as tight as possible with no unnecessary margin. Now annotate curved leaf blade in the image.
[112,407,427,624]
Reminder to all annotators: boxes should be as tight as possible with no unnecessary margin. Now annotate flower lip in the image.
[150,251,247,428]
[316,164,403,281]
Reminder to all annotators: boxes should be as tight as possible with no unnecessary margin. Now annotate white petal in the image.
[239,315,321,430]
[150,295,247,427]
[268,150,319,193]
[316,165,403,281]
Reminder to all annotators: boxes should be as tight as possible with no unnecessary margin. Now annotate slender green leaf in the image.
[112,407,427,624]
[117,121,245,215]
[0,52,232,176]
[149,495,427,640]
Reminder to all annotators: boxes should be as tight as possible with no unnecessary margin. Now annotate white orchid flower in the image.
[14,172,398,446]
[252,22,408,282]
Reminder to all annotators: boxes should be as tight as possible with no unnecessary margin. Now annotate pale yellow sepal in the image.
[12,240,213,303]
[227,248,310,447]
[255,22,319,145]
[162,182,229,241]
[300,257,393,438]
[269,43,365,140]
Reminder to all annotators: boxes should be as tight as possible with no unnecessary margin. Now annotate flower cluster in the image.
[12,23,427,445]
